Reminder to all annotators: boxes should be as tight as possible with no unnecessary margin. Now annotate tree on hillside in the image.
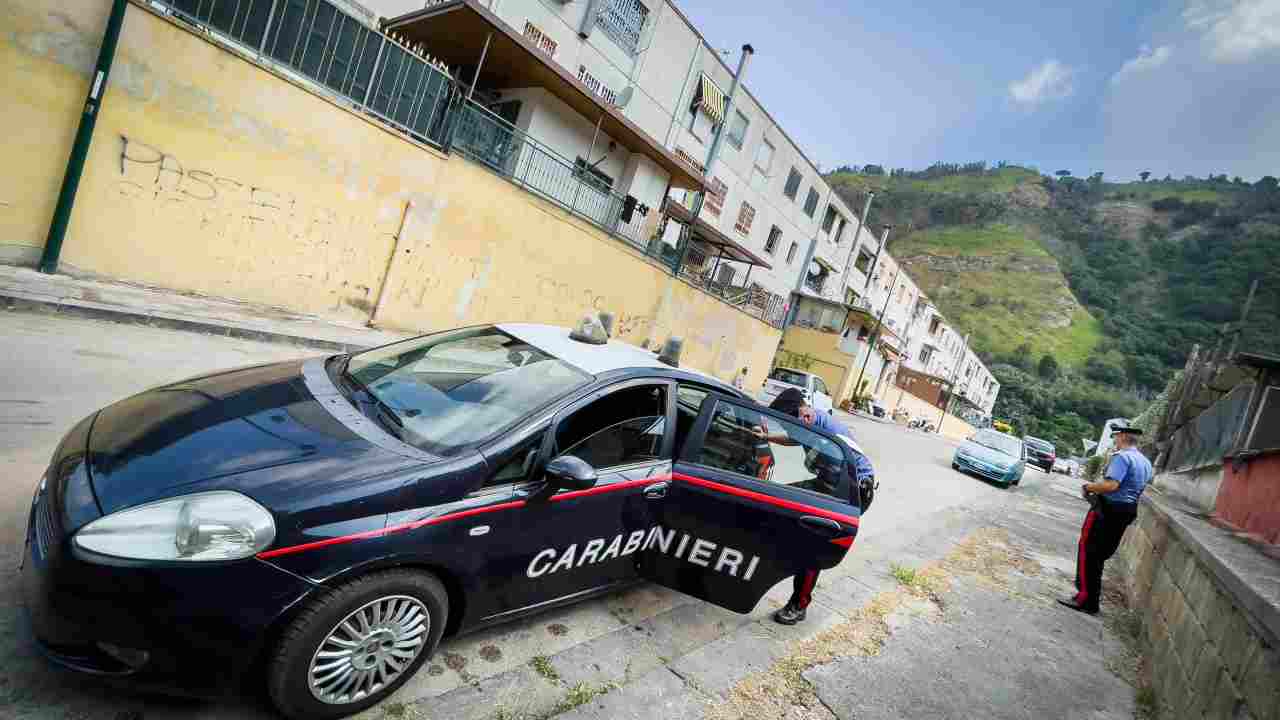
[1139,171,1151,182]
[1085,354,1128,386]
[1257,176,1279,192]
[1038,354,1061,380]
[863,164,885,176]
[1055,170,1072,178]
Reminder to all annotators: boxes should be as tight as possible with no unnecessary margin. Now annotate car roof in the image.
[499,323,732,390]
[1024,435,1052,445]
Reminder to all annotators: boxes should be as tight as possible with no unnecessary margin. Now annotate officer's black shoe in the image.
[773,603,806,625]
[1057,597,1099,615]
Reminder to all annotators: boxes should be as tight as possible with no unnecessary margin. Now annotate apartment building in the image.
[363,0,886,324]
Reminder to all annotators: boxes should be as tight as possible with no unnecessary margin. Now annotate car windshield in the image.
[344,327,591,454]
[1025,438,1053,452]
[769,369,809,387]
[971,430,1023,458]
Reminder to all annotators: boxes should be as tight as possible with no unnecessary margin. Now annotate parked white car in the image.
[758,367,835,414]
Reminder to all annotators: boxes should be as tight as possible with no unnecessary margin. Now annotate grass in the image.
[1103,180,1231,204]
[893,224,1103,367]
[529,655,560,683]
[552,681,618,714]
[895,223,1051,258]
[828,166,1041,196]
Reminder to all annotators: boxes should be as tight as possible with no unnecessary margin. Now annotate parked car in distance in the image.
[1023,436,1056,472]
[1052,457,1078,475]
[758,367,834,414]
[953,429,1026,488]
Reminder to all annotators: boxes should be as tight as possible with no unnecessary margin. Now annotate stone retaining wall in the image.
[1117,493,1280,720]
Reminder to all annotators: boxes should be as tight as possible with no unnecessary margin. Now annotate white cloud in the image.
[1112,45,1175,83]
[1184,0,1280,62]
[1009,60,1075,105]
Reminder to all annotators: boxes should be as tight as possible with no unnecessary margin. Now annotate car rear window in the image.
[1025,438,1054,452]
[769,369,809,387]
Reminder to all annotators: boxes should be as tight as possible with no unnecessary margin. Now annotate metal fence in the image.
[1163,383,1254,472]
[162,0,454,146]
[449,100,674,256]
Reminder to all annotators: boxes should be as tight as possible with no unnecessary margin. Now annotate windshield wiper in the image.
[341,361,407,440]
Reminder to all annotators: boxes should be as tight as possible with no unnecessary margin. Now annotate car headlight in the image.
[74,491,275,561]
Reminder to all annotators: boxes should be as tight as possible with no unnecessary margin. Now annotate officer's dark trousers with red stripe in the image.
[1073,501,1138,611]
[789,570,820,610]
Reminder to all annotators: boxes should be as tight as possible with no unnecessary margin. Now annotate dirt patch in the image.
[478,645,503,663]
[442,652,467,671]
[706,529,1040,720]
[546,624,568,637]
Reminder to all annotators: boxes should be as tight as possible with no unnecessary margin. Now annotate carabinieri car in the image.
[22,318,868,719]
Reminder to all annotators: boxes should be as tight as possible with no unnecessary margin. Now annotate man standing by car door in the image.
[1059,425,1152,615]
[763,389,876,625]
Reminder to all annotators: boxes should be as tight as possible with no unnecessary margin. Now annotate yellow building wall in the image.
[882,383,977,442]
[1,0,780,383]
[777,326,855,402]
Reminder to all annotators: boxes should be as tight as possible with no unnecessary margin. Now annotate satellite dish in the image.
[616,86,633,108]
[808,261,821,275]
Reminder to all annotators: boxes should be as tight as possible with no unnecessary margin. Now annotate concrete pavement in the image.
[0,312,1149,720]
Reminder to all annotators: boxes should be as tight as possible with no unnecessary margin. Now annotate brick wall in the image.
[1118,497,1280,720]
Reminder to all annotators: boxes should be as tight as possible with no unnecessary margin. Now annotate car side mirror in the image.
[544,455,598,492]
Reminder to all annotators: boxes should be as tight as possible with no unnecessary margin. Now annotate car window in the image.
[346,326,590,454]
[973,430,1024,457]
[486,430,546,488]
[554,384,668,470]
[695,401,848,502]
[768,368,809,387]
[675,385,709,454]
[814,377,830,396]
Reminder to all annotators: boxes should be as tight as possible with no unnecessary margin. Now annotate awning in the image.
[384,1,704,191]
[666,198,772,269]
[692,74,726,126]
[812,255,838,273]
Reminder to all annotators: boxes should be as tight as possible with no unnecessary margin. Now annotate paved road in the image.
[0,311,1042,719]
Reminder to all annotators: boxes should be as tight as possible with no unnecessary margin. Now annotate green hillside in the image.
[826,163,1280,451]
[894,224,1102,367]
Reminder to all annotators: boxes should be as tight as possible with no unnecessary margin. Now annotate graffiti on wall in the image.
[112,135,400,313]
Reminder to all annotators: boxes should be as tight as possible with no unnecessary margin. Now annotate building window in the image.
[751,139,774,188]
[928,316,942,335]
[734,202,755,235]
[783,168,802,199]
[573,157,614,192]
[787,241,799,263]
[523,21,558,57]
[577,65,618,105]
[727,110,749,149]
[834,217,848,244]
[764,225,782,255]
[919,347,932,364]
[704,176,728,218]
[822,206,839,233]
[597,0,650,55]
[804,189,820,217]
[854,247,874,274]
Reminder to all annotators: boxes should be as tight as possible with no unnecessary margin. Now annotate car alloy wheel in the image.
[308,595,429,705]
[269,569,447,720]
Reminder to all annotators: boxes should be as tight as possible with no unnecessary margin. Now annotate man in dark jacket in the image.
[765,389,876,625]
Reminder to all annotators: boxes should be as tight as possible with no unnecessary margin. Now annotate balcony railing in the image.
[158,0,454,147]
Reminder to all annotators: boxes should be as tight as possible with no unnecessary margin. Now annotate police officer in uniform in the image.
[762,389,876,625]
[1058,425,1152,615]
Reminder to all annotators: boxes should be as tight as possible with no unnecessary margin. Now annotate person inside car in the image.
[759,388,876,625]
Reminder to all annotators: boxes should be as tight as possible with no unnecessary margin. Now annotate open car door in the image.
[629,395,862,614]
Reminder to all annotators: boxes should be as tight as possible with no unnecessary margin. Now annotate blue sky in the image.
[673,0,1280,181]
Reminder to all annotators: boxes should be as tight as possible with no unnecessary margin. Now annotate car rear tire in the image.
[952,462,959,471]
[268,569,448,720]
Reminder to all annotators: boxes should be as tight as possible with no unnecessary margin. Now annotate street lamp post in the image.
[937,332,971,433]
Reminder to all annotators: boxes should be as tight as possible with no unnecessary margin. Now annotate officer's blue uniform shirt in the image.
[1103,447,1153,505]
[811,413,876,488]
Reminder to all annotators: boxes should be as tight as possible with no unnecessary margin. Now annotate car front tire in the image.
[268,569,448,720]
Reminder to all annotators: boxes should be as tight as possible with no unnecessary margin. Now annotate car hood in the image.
[958,441,1018,469]
[85,359,423,515]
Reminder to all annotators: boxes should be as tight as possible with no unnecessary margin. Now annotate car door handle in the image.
[798,515,843,537]
[643,481,670,500]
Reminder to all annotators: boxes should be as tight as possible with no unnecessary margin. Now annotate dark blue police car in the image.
[22,318,867,718]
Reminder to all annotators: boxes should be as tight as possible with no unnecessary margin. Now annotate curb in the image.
[0,292,371,353]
